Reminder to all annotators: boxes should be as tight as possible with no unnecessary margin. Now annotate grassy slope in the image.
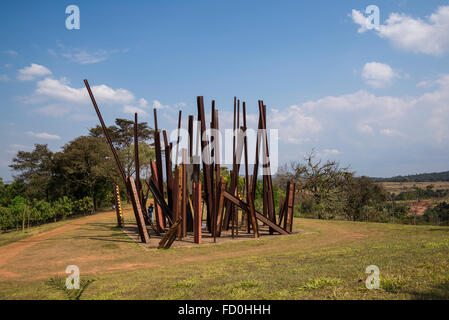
[0,209,448,300]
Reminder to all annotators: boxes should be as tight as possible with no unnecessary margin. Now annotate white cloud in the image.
[357,123,374,134]
[153,100,169,109]
[302,90,409,118]
[351,9,370,33]
[361,62,399,88]
[138,98,148,107]
[17,63,52,81]
[123,105,149,117]
[26,131,61,140]
[270,105,322,144]
[293,73,449,146]
[351,6,449,55]
[35,78,134,104]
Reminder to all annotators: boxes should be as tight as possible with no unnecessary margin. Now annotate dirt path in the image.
[0,211,113,268]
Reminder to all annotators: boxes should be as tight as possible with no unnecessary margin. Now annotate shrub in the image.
[53,196,73,220]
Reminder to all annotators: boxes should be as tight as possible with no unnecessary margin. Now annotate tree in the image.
[275,152,351,219]
[9,144,54,200]
[59,136,113,211]
[89,118,155,182]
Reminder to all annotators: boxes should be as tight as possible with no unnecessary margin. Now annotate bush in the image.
[0,207,13,231]
[424,202,449,225]
[74,196,93,215]
[54,196,73,220]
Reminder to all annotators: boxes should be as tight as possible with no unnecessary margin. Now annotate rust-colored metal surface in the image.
[85,79,297,246]
[128,176,151,243]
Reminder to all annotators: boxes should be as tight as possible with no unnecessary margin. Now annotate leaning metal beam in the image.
[84,79,127,187]
[128,176,151,243]
[222,191,289,235]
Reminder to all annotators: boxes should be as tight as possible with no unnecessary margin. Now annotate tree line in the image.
[274,153,412,224]
[0,118,155,231]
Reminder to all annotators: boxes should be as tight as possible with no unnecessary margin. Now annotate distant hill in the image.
[371,171,449,182]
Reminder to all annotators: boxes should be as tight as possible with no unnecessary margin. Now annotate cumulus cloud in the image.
[351,6,449,55]
[34,78,134,104]
[123,105,149,117]
[17,63,52,81]
[153,100,169,109]
[26,131,61,140]
[270,105,322,144]
[292,73,449,147]
[138,98,148,107]
[361,62,399,87]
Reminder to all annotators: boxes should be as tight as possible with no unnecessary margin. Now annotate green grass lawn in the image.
[0,211,448,300]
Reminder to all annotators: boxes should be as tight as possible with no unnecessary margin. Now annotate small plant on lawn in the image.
[381,276,406,293]
[46,276,96,300]
[172,278,198,288]
[300,277,342,291]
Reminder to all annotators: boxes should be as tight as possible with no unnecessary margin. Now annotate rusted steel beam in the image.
[278,195,286,226]
[150,161,165,231]
[215,178,227,239]
[284,182,296,233]
[158,216,182,249]
[128,176,151,243]
[209,101,216,235]
[259,103,276,233]
[172,167,180,227]
[181,149,188,238]
[193,182,202,244]
[188,115,194,158]
[197,96,213,232]
[251,100,264,201]
[242,102,259,237]
[162,130,173,215]
[221,191,289,235]
[223,97,237,231]
[175,110,182,166]
[147,177,173,225]
[224,104,244,231]
[134,113,143,206]
[84,79,127,187]
[153,109,165,202]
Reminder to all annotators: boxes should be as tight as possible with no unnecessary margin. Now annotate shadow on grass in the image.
[407,280,449,300]
[427,228,449,232]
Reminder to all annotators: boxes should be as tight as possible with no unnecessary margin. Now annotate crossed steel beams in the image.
[84,79,295,249]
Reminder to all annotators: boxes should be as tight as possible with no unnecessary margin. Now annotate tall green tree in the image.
[9,144,54,201]
[59,136,113,211]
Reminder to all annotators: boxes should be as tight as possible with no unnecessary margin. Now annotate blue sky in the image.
[1,0,449,180]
